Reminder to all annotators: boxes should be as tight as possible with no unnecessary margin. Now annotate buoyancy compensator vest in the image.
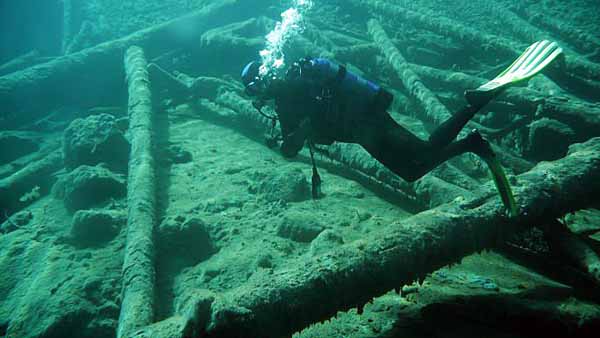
[293,58,394,115]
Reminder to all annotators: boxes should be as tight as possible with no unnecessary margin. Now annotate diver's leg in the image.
[355,115,423,181]
[429,40,564,149]
[365,121,518,215]
[358,114,517,215]
[421,130,495,173]
[357,114,489,181]
[421,131,517,216]
[356,113,475,181]
[427,103,483,148]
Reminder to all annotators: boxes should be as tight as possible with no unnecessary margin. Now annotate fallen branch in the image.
[65,20,96,55]
[61,0,82,54]
[118,46,157,338]
[183,137,600,337]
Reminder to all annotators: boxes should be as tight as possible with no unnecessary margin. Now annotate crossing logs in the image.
[410,64,600,142]
[192,137,600,338]
[349,0,600,100]
[367,19,452,125]
[0,0,240,130]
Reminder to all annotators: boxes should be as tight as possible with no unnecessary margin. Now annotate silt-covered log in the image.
[186,137,600,337]
[0,0,241,130]
[118,46,157,338]
[367,19,452,125]
[348,0,600,100]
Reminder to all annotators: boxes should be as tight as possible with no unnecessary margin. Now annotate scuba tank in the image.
[304,58,393,113]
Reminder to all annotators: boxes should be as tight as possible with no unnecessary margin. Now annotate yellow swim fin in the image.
[466,40,563,107]
[484,155,518,218]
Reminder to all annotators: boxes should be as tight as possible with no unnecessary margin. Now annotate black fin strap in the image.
[308,142,321,199]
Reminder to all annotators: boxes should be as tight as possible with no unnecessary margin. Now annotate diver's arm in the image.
[280,118,310,158]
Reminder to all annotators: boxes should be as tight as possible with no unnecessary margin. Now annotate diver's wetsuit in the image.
[265,58,490,182]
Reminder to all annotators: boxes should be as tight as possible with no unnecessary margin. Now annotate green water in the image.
[1,1,599,337]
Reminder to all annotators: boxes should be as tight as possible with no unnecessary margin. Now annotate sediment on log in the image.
[511,5,600,59]
[184,137,600,337]
[0,151,62,214]
[367,19,452,125]
[543,219,600,286]
[61,0,80,54]
[0,0,245,130]
[65,21,95,55]
[348,0,600,100]
[118,46,157,338]
[0,50,41,76]
[411,64,600,141]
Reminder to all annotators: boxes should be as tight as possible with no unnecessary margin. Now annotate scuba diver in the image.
[241,40,563,216]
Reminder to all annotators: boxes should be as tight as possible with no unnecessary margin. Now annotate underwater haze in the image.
[1,0,600,337]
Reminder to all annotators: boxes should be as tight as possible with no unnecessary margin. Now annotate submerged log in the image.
[0,50,41,76]
[513,5,600,60]
[348,0,600,100]
[543,219,600,286]
[185,137,600,337]
[118,46,157,338]
[0,0,243,130]
[367,19,452,125]
[411,64,600,141]
[0,151,62,214]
